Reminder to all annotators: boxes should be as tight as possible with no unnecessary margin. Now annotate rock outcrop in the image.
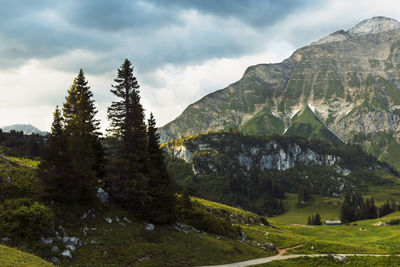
[164,133,342,175]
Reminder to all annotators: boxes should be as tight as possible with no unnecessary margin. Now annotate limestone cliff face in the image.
[159,17,400,169]
[164,133,342,175]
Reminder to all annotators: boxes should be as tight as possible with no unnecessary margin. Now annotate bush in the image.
[0,164,38,201]
[180,207,240,238]
[0,198,54,240]
[176,194,240,238]
[388,219,400,225]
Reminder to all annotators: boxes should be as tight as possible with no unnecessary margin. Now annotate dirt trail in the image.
[276,244,304,256]
[199,243,394,267]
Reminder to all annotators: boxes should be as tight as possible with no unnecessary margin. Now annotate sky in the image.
[1,0,400,132]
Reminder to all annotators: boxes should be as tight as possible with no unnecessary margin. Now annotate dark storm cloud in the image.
[0,0,314,73]
[148,0,313,28]
[64,0,180,31]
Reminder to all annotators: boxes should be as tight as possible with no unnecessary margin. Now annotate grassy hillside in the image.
[284,106,344,145]
[4,150,400,266]
[352,131,400,171]
[244,211,400,256]
[0,154,271,266]
[269,194,341,225]
[0,245,52,267]
[55,203,270,267]
[257,256,400,266]
[240,107,284,135]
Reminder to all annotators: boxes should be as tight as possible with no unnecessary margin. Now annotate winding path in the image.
[199,244,395,267]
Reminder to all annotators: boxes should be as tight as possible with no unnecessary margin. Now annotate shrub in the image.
[176,194,240,238]
[0,198,54,240]
[180,207,240,238]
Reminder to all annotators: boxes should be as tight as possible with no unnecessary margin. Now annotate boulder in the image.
[97,188,109,203]
[144,223,155,231]
[61,250,72,258]
[264,243,275,250]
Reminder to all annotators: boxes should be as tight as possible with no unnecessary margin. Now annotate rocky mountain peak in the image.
[348,16,400,36]
[312,16,400,46]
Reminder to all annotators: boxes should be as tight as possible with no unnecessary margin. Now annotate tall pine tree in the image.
[144,113,175,223]
[62,69,102,202]
[106,59,149,211]
[38,106,71,202]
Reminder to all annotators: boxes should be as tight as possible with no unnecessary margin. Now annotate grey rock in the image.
[123,217,132,223]
[66,244,76,251]
[144,223,155,231]
[63,236,81,246]
[264,243,275,250]
[333,254,348,262]
[40,237,53,244]
[61,250,72,258]
[97,188,109,203]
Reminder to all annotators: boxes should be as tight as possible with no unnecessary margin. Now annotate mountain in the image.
[1,124,48,135]
[159,16,400,169]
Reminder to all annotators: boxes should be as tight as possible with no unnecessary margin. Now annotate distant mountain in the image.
[159,16,400,170]
[1,124,48,136]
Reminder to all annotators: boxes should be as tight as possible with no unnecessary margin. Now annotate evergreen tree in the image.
[307,214,323,225]
[38,106,71,202]
[62,69,102,202]
[368,198,377,219]
[180,187,192,210]
[314,213,322,225]
[106,59,149,211]
[279,199,284,212]
[340,193,355,223]
[298,185,311,203]
[142,113,175,223]
[391,201,397,213]
[379,201,393,218]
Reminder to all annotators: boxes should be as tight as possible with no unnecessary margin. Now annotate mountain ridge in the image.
[159,16,400,170]
[1,124,48,135]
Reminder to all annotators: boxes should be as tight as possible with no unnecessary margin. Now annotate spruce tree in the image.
[180,187,192,210]
[314,213,322,225]
[340,193,355,223]
[369,198,377,219]
[379,201,393,218]
[38,106,71,202]
[62,69,102,202]
[106,59,149,211]
[307,216,312,225]
[143,113,175,223]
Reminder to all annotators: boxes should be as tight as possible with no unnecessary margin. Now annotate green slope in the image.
[240,107,285,135]
[0,245,52,267]
[352,131,400,170]
[284,106,344,145]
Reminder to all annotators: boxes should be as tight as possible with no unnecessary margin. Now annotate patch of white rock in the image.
[311,16,400,46]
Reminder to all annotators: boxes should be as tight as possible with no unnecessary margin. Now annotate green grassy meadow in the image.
[0,245,52,267]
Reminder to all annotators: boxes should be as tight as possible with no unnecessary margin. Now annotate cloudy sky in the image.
[1,0,400,132]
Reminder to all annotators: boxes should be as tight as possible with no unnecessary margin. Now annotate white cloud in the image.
[140,41,294,127]
[2,0,400,132]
